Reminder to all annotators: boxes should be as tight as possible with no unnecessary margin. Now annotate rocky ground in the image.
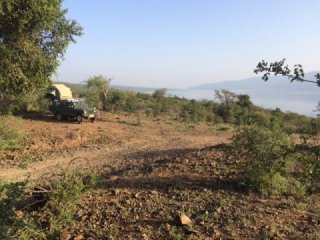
[1,113,319,239]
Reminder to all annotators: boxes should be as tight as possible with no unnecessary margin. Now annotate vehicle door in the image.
[65,102,76,117]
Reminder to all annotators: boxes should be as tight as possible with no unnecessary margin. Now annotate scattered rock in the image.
[14,210,24,219]
[215,207,221,213]
[60,230,72,240]
[213,227,221,237]
[142,233,149,240]
[110,176,120,181]
[111,189,120,196]
[133,192,142,198]
[165,223,171,230]
[77,210,85,218]
[74,234,85,240]
[175,212,192,226]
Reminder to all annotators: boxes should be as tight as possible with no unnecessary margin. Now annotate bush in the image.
[0,181,27,239]
[1,171,97,239]
[0,118,22,154]
[48,171,97,234]
[250,171,289,196]
[231,125,298,195]
[125,94,144,112]
[295,136,320,193]
[107,89,128,112]
[249,111,271,127]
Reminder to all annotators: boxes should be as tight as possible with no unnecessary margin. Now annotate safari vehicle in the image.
[49,99,98,123]
[45,83,98,123]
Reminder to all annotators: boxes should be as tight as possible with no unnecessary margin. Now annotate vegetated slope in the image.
[0,113,319,239]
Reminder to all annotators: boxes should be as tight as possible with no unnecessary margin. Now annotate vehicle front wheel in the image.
[55,113,62,121]
[76,114,83,124]
[90,117,96,123]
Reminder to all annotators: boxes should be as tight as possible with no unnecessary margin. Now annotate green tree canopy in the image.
[237,94,252,108]
[85,75,111,110]
[0,0,82,98]
[152,88,167,100]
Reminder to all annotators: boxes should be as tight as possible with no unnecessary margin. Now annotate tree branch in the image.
[254,59,320,87]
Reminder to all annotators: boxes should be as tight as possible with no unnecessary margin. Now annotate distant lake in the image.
[158,89,319,117]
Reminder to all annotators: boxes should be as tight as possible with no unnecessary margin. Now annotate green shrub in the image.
[48,171,97,234]
[0,182,27,238]
[107,89,128,112]
[296,137,320,193]
[250,171,289,196]
[125,94,144,112]
[206,112,216,122]
[231,125,298,195]
[246,170,304,196]
[249,111,271,127]
[0,118,22,154]
[1,171,97,239]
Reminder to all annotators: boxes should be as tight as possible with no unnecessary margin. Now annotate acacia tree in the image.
[237,94,252,109]
[152,88,167,116]
[214,89,238,106]
[85,75,111,110]
[0,0,82,110]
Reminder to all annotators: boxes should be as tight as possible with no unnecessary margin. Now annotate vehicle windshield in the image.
[73,100,88,109]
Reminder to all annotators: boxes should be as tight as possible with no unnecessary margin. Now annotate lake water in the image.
[162,89,319,117]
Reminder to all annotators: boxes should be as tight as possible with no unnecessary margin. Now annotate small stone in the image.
[213,228,221,237]
[165,223,171,230]
[110,176,119,181]
[142,233,149,240]
[111,189,120,196]
[14,210,24,219]
[60,230,72,240]
[77,210,85,217]
[175,212,192,226]
[74,234,85,240]
[133,192,141,198]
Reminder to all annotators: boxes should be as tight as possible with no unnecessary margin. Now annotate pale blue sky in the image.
[56,0,320,88]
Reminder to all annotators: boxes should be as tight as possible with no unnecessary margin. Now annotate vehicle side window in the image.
[67,102,74,109]
[60,102,66,108]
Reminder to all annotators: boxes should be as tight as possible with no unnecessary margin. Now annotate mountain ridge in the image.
[189,71,319,92]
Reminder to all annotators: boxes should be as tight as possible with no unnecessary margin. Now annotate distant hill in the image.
[190,71,319,93]
[54,82,157,94]
[111,85,157,92]
[185,71,319,116]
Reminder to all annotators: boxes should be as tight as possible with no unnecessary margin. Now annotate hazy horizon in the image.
[56,1,320,88]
